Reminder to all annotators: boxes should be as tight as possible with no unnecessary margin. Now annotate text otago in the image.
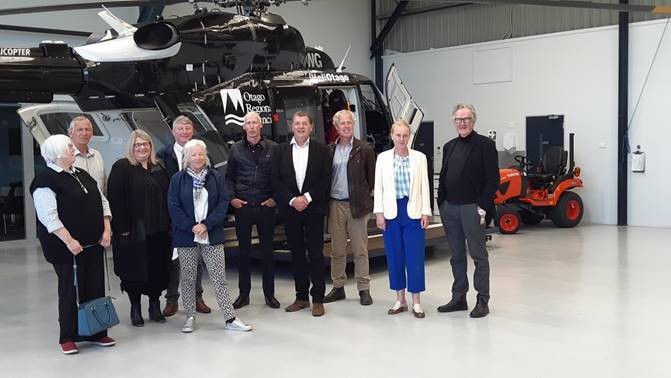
[308,72,349,83]
[242,92,271,113]
[0,48,31,57]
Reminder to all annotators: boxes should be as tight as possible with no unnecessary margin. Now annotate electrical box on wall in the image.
[632,145,645,173]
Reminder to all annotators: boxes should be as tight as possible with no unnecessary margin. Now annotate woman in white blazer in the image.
[374,120,432,318]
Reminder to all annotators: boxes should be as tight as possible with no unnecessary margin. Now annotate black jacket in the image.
[272,139,332,215]
[226,138,276,205]
[327,138,375,219]
[156,144,180,177]
[437,131,500,210]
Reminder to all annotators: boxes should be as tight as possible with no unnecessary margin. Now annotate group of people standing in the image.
[30,102,498,356]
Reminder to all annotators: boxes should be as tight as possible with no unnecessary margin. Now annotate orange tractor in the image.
[493,133,584,234]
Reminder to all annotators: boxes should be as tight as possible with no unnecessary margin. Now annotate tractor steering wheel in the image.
[514,155,534,170]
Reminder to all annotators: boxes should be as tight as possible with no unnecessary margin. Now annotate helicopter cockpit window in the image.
[273,87,324,144]
[359,83,391,153]
[123,110,173,152]
[177,104,230,173]
[39,113,104,137]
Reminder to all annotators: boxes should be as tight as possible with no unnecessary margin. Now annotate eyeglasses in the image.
[134,142,151,148]
[453,117,473,124]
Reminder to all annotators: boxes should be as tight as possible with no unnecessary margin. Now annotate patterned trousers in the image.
[178,244,235,320]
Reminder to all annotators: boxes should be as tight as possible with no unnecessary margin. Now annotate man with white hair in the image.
[68,116,106,195]
[157,115,211,316]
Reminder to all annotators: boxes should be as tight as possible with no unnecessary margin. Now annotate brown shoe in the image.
[196,298,211,314]
[285,300,310,312]
[387,302,408,315]
[312,303,325,317]
[162,302,178,317]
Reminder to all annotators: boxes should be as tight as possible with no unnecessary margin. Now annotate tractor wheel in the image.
[550,191,584,228]
[496,208,521,234]
[521,211,544,225]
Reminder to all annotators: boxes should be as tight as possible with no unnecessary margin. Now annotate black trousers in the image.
[235,204,276,297]
[284,210,326,303]
[52,246,107,344]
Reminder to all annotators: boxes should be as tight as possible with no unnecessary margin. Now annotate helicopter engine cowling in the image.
[134,22,181,50]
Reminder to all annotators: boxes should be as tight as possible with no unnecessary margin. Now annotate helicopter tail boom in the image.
[0,42,85,103]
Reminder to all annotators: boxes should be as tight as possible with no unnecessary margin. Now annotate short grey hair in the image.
[244,112,262,124]
[68,115,92,131]
[182,139,210,170]
[452,103,477,122]
[41,134,72,164]
[172,115,193,129]
[332,109,354,125]
[390,119,411,135]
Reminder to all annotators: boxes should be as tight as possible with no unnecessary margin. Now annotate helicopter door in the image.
[385,63,424,147]
[18,102,131,168]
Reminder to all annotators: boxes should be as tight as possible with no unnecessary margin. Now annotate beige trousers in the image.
[328,200,370,290]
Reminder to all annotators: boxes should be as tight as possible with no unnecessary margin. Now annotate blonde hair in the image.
[182,139,210,170]
[126,129,158,166]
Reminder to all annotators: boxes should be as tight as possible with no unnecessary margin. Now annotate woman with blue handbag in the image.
[168,139,252,333]
[30,134,116,355]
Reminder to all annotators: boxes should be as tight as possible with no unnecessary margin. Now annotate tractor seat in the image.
[526,146,567,182]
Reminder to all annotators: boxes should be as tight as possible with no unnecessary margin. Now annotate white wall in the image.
[383,19,671,227]
[164,0,373,78]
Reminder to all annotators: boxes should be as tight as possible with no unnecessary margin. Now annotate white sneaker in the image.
[224,318,252,332]
[182,316,195,333]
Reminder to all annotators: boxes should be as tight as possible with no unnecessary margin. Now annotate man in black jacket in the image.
[437,103,499,318]
[156,115,211,316]
[227,112,280,309]
[272,111,332,317]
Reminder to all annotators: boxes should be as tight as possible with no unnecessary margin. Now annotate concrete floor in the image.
[1,224,670,377]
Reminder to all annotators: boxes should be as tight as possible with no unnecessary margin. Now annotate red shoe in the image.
[60,341,79,355]
[93,336,116,347]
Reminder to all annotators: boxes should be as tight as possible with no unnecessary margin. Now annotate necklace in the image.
[68,169,89,194]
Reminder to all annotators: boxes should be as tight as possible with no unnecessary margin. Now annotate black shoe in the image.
[233,295,250,309]
[359,290,373,306]
[265,296,280,309]
[470,301,490,318]
[148,300,166,323]
[437,297,468,313]
[323,287,346,303]
[130,304,144,327]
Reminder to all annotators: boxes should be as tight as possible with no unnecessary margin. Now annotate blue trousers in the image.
[383,197,426,293]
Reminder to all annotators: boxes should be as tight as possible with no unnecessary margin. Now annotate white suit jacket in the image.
[373,148,432,219]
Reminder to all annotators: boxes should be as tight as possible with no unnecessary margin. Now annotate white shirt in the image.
[289,137,312,205]
[174,143,185,171]
[73,146,107,195]
[33,162,112,233]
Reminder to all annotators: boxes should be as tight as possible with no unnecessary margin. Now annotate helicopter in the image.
[0,0,434,258]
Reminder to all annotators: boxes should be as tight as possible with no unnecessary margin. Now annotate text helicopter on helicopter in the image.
[0,0,438,258]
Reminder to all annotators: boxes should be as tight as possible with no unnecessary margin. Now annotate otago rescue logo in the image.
[220,89,272,127]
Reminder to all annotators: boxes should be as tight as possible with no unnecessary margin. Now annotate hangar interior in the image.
[1,0,670,376]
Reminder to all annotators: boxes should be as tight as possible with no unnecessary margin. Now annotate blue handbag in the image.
[74,248,119,337]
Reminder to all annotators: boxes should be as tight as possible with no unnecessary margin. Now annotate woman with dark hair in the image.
[168,139,252,333]
[107,130,172,327]
[30,134,115,355]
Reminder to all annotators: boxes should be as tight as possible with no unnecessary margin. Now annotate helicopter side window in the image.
[359,83,391,153]
[122,110,173,153]
[39,113,104,138]
[273,88,324,144]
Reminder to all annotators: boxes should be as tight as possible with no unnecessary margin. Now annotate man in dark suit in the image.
[156,115,211,316]
[272,111,332,317]
[437,103,499,318]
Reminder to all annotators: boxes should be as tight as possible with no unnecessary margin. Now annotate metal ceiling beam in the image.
[370,0,409,58]
[377,2,472,20]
